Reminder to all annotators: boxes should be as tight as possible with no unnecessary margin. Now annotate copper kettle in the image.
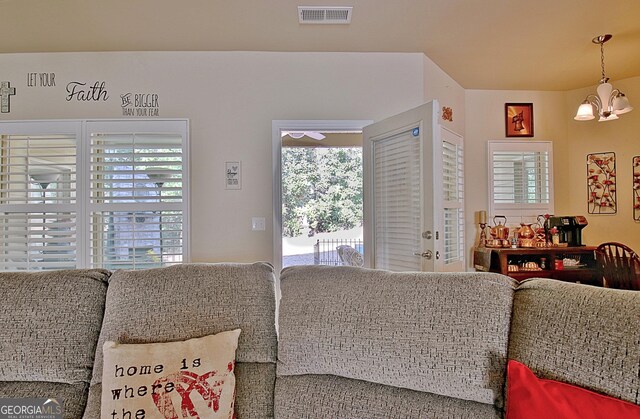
[490,216,509,240]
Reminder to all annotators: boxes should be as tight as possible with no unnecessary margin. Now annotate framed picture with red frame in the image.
[505,103,534,137]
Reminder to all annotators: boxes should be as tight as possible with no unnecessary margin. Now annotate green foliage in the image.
[282,147,362,237]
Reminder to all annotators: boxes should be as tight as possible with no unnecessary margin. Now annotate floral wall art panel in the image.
[587,152,616,214]
[634,156,640,221]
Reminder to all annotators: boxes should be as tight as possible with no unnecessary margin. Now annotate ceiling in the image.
[1,0,639,91]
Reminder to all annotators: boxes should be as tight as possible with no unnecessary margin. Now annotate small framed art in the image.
[505,103,534,137]
[225,161,241,190]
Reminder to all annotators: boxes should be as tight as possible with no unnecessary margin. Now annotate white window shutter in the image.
[488,140,554,223]
[86,122,188,269]
[0,124,79,270]
[372,129,421,271]
[442,137,464,266]
[0,120,189,271]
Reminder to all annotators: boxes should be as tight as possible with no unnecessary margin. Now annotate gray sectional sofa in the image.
[0,262,638,418]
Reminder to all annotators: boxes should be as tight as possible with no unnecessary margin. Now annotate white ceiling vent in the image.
[298,6,353,24]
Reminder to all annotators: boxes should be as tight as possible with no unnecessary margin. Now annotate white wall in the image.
[562,76,640,250]
[423,55,466,136]
[0,51,426,264]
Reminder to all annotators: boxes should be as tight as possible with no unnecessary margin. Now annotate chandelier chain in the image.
[600,41,606,81]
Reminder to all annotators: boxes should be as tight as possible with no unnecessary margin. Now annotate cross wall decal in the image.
[0,81,16,113]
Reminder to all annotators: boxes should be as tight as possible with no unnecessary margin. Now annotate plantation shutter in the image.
[372,128,421,271]
[488,140,553,222]
[0,120,189,271]
[442,135,464,267]
[86,121,188,269]
[0,122,80,270]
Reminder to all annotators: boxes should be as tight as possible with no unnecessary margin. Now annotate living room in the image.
[1,33,639,268]
[0,0,640,419]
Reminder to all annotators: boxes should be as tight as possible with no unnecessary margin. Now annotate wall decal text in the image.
[66,81,109,102]
[121,92,160,117]
[27,72,56,87]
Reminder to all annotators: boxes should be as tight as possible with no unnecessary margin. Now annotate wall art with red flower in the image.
[587,152,616,214]
[633,156,640,221]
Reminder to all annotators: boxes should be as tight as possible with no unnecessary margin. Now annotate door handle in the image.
[414,250,433,259]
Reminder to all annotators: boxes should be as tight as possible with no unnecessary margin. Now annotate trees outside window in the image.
[282,147,362,238]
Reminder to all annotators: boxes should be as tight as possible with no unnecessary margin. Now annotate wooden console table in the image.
[473,246,600,285]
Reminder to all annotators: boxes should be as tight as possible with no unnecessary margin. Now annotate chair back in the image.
[595,242,640,290]
[336,245,364,267]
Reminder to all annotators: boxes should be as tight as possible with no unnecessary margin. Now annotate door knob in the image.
[413,250,433,259]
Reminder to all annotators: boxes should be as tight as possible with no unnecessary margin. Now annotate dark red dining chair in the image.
[595,242,640,290]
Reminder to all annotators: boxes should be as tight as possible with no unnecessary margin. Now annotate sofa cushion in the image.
[506,359,640,418]
[101,329,241,418]
[509,278,640,406]
[275,374,501,419]
[0,269,110,384]
[86,262,277,418]
[277,265,516,407]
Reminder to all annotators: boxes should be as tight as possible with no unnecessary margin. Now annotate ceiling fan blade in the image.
[282,131,305,139]
[282,131,326,140]
[305,131,326,140]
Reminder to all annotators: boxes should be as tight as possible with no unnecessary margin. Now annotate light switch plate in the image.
[251,217,266,231]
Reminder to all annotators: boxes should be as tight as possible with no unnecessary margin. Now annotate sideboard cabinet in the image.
[473,246,600,285]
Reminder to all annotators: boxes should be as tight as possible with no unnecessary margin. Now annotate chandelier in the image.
[574,34,633,122]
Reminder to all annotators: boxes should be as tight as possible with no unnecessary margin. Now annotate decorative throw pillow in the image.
[101,329,241,419]
[506,359,640,419]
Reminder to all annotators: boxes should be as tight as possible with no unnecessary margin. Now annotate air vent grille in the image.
[298,6,352,24]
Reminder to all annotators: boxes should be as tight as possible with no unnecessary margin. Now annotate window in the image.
[488,140,553,223]
[0,120,189,270]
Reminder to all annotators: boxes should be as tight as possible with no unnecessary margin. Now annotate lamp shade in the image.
[613,93,633,115]
[574,102,595,120]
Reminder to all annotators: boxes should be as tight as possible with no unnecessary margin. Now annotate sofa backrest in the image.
[83,262,278,419]
[0,269,110,418]
[275,265,517,418]
[509,278,640,406]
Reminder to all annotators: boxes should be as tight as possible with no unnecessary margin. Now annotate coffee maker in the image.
[547,216,588,246]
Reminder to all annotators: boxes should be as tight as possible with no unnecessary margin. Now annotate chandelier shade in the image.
[574,34,633,122]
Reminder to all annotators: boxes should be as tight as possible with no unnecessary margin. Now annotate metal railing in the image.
[313,238,363,265]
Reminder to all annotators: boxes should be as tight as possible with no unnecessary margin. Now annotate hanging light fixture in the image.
[575,34,633,122]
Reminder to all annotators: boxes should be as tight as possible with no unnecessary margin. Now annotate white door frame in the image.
[272,120,372,274]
